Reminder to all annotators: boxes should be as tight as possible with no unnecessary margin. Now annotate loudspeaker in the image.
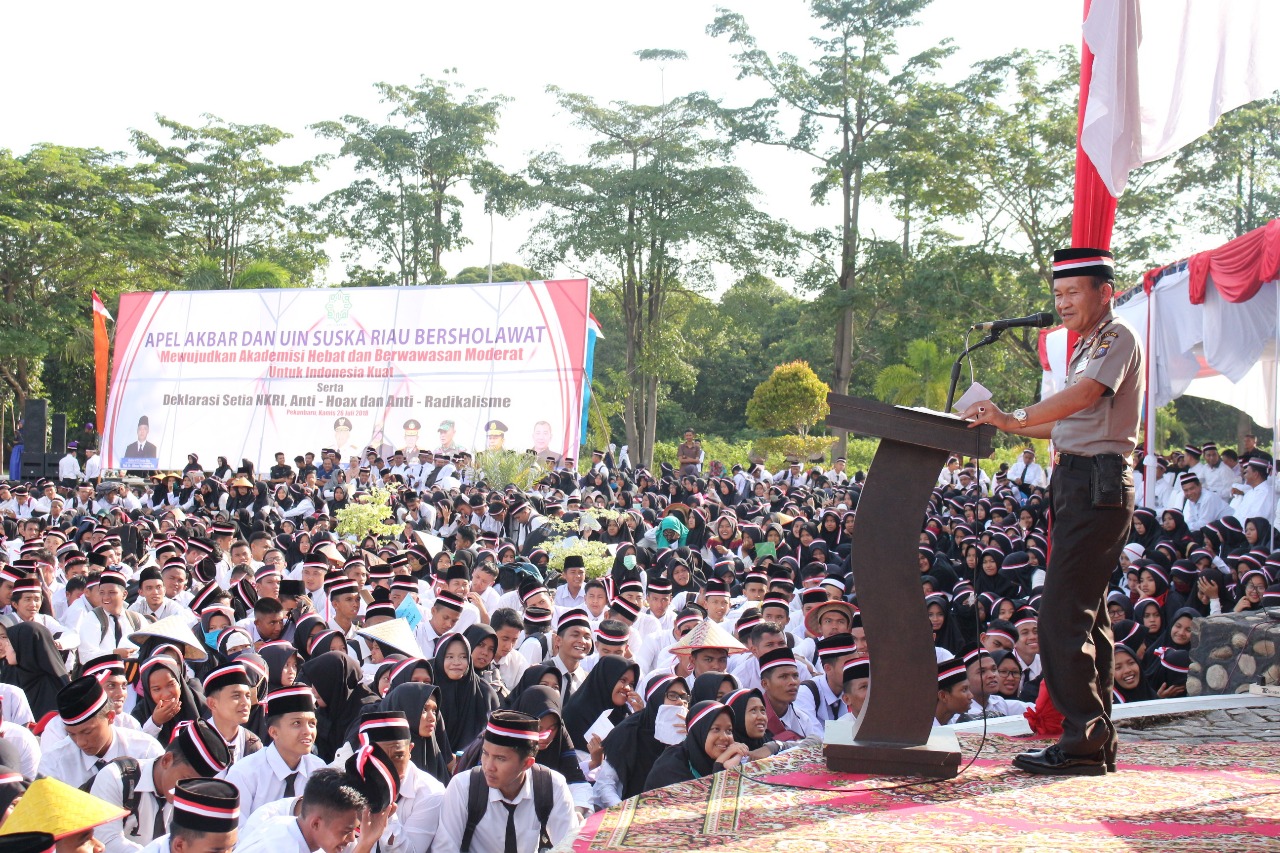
[22,399,48,455]
[51,413,67,456]
[20,451,49,480]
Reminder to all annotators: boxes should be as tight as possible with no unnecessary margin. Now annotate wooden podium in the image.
[823,394,995,779]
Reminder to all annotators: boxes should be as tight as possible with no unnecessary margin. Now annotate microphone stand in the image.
[945,328,1006,414]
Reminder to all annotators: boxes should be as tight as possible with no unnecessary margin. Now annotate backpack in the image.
[801,679,821,713]
[94,608,146,644]
[81,757,143,832]
[460,764,554,853]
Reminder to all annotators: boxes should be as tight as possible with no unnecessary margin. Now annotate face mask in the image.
[538,727,554,747]
[204,629,221,649]
[622,555,636,570]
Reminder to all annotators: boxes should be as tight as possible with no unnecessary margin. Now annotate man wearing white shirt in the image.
[430,711,580,853]
[59,443,82,487]
[77,570,145,662]
[128,568,191,623]
[39,675,162,788]
[41,654,141,750]
[1008,448,1047,498]
[491,608,530,691]
[794,634,858,728]
[1173,472,1229,530]
[236,768,386,853]
[224,686,327,825]
[92,719,231,853]
[1230,458,1277,524]
[84,447,103,482]
[757,649,821,740]
[354,712,446,853]
[135,780,241,853]
[1200,443,1239,502]
[553,557,587,609]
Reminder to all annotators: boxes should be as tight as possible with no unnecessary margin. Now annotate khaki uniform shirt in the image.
[1051,309,1143,456]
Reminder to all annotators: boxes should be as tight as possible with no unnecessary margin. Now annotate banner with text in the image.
[103,280,591,470]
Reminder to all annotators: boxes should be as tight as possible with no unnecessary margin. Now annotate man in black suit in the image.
[121,414,158,458]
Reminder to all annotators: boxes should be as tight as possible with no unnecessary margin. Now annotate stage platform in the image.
[567,732,1280,852]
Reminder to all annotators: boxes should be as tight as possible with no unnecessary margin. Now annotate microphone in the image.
[971,312,1054,332]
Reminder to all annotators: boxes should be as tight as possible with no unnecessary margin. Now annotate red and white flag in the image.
[1081,0,1280,196]
[92,290,113,322]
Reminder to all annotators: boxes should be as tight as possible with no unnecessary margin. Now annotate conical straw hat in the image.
[128,613,208,661]
[356,617,425,660]
[669,618,748,655]
[1,776,128,838]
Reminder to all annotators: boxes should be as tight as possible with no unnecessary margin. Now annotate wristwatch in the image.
[1012,408,1029,428]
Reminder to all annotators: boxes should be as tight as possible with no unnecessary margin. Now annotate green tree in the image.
[1170,95,1280,240]
[746,361,831,436]
[132,114,326,289]
[516,56,782,469]
[451,261,540,284]
[710,0,954,458]
[314,74,508,285]
[0,145,166,409]
[873,338,948,409]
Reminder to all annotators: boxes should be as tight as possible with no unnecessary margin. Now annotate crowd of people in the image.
[1,431,1279,853]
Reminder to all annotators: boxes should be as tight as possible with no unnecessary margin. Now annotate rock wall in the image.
[1187,611,1280,696]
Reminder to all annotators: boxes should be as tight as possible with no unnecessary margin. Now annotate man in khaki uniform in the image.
[963,247,1141,777]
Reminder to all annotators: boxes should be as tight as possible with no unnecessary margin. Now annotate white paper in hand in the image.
[952,382,994,413]
[654,704,687,745]
[584,709,615,744]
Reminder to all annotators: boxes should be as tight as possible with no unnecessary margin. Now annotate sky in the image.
[5,0,1090,288]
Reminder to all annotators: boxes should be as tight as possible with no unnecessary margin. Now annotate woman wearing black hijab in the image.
[925,594,965,656]
[1157,508,1195,555]
[502,663,563,710]
[644,700,748,789]
[134,656,205,743]
[0,621,70,718]
[261,641,301,693]
[1129,508,1160,552]
[725,687,776,760]
[292,614,325,660]
[432,633,498,750]
[387,658,433,692]
[506,685,590,804]
[1112,644,1157,703]
[562,655,640,753]
[463,623,506,701]
[380,682,452,784]
[598,673,689,805]
[690,672,739,705]
[972,548,1020,600]
[298,650,378,761]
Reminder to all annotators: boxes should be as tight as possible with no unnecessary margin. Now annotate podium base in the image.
[824,729,963,779]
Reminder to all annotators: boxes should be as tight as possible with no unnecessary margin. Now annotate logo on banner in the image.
[326,292,352,323]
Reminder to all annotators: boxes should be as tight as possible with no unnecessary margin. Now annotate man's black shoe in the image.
[1012,745,1107,776]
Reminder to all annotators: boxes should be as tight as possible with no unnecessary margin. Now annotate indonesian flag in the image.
[92,291,112,436]
[1080,0,1280,197]
[92,290,113,322]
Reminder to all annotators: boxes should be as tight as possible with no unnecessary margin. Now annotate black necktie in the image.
[563,671,575,701]
[111,615,122,646]
[501,801,518,853]
[93,757,108,773]
[283,772,298,797]
[152,795,167,839]
[830,699,841,718]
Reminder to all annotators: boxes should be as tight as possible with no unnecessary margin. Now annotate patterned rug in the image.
[570,735,1280,852]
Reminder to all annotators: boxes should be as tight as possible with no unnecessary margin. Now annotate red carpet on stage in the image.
[572,734,1280,852]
